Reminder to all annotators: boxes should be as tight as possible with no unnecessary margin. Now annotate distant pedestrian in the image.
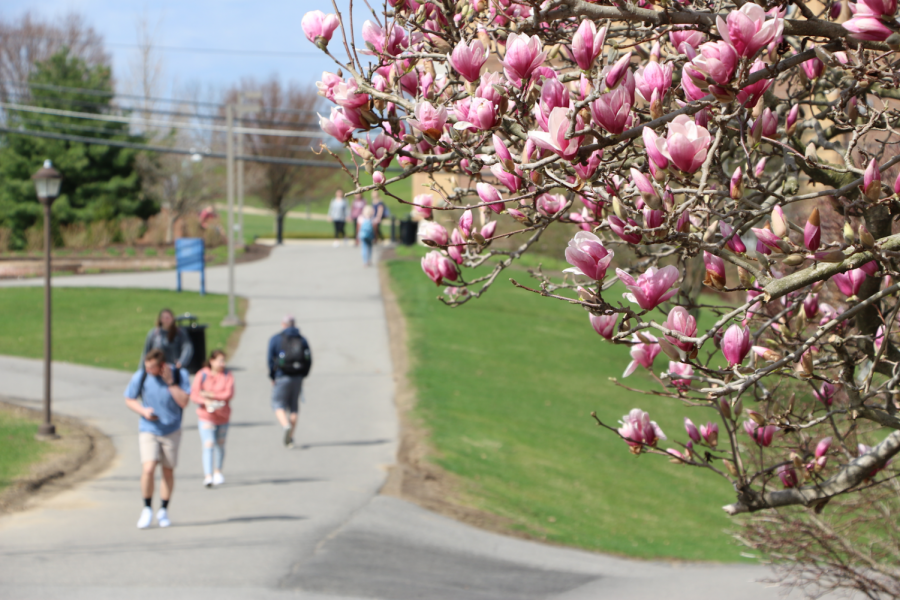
[198,205,217,229]
[357,205,376,267]
[125,349,191,529]
[349,193,366,245]
[141,308,193,370]
[191,349,234,487]
[371,191,387,243]
[268,316,312,448]
[328,189,349,246]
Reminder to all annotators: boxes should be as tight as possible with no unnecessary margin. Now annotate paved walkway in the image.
[0,244,815,599]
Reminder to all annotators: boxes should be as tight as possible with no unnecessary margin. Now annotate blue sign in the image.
[175,238,205,295]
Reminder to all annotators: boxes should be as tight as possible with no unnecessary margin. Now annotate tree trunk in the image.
[276,212,285,245]
[166,213,176,244]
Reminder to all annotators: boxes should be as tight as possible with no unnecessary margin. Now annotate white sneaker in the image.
[156,508,170,528]
[203,475,213,487]
[332,240,340,247]
[137,507,153,529]
[212,472,225,486]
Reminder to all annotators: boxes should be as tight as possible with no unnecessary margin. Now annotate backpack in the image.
[136,366,181,400]
[278,332,312,377]
[359,218,375,242]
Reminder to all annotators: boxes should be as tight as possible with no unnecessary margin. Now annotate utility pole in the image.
[236,91,261,249]
[221,103,240,327]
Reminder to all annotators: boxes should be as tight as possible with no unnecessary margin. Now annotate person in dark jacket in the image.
[267,315,308,448]
[141,309,193,369]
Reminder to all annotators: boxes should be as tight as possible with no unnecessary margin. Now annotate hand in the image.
[271,379,275,386]
[143,407,158,421]
[204,402,215,413]
[161,364,174,386]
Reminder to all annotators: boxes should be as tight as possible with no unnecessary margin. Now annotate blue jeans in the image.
[361,238,373,264]
[198,421,228,475]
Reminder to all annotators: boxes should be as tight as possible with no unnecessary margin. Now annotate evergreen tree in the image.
[0,48,156,248]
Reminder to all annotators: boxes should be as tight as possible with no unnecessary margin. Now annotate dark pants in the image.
[374,220,383,242]
[333,221,346,239]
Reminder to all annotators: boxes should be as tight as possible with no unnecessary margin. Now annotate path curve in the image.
[0,243,814,599]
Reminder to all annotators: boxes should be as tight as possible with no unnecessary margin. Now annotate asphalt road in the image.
[0,243,824,599]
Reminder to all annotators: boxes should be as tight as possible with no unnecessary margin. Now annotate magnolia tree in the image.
[304,1,900,594]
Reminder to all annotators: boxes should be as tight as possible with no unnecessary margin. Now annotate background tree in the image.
[304,2,900,595]
[224,77,329,244]
[0,48,152,248]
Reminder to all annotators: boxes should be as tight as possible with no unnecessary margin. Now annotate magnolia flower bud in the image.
[732,397,743,417]
[723,459,739,477]
[859,224,875,248]
[805,142,819,163]
[612,197,625,219]
[719,398,732,420]
[771,206,788,239]
[730,167,743,200]
[782,254,805,266]
[738,266,753,288]
[843,222,856,245]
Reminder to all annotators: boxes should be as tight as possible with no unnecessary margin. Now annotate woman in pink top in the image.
[190,350,234,487]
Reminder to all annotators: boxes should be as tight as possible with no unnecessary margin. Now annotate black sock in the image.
[161,499,169,509]
[143,498,152,508]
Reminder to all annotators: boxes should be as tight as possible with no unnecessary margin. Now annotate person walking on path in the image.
[190,349,234,487]
[124,349,191,529]
[140,308,193,370]
[328,190,349,247]
[267,316,312,448]
[371,191,387,244]
[357,205,376,267]
[349,193,366,246]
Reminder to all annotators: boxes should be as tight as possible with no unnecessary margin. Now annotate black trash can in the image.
[176,313,207,374]
[399,218,418,246]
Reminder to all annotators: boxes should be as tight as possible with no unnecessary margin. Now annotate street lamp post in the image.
[32,160,63,439]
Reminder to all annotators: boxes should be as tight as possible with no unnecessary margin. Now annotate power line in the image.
[1,80,321,115]
[0,101,332,138]
[0,126,344,168]
[2,34,323,58]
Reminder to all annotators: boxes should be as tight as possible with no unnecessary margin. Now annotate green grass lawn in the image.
[240,213,334,244]
[0,409,48,492]
[0,288,242,371]
[387,257,746,562]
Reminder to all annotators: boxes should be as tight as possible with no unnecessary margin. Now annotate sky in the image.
[1,1,370,98]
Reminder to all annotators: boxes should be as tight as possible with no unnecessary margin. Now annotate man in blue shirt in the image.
[267,315,311,448]
[125,348,191,529]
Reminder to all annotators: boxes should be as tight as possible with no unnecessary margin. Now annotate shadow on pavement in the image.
[297,439,391,450]
[177,514,307,527]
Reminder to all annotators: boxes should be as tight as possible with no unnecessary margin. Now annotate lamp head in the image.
[32,160,63,205]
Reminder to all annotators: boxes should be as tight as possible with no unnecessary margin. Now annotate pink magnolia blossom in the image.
[447,229,465,264]
[490,163,523,193]
[655,115,711,174]
[454,97,498,132]
[816,436,833,459]
[476,182,505,214]
[480,221,497,240]
[575,149,603,181]
[833,268,867,297]
[529,107,583,161]
[319,108,356,143]
[690,41,738,85]
[864,158,882,200]
[735,60,772,108]
[861,260,879,276]
[777,464,798,488]
[668,362,694,387]
[644,208,663,230]
[684,418,701,443]
[631,168,660,208]
[665,306,697,353]
[700,422,719,446]
[803,293,819,319]
[744,420,777,446]
[411,194,433,219]
[571,20,606,71]
[618,408,666,453]
[316,71,343,101]
[603,53,634,92]
[722,323,751,366]
[458,210,474,239]
[590,313,618,339]
[805,207,821,251]
[564,231,614,281]
[408,101,448,140]
[752,227,787,253]
[302,11,340,47]
[704,251,726,290]
[332,80,370,110]
[750,108,777,141]
[421,251,458,286]
[681,65,707,102]
[858,0,898,16]
[450,39,489,82]
[635,62,673,104]
[537,193,567,218]
[617,265,681,311]
[717,4,784,58]
[802,49,826,80]
[643,128,669,170]
[368,132,400,168]
[608,215,642,244]
[670,27,706,53]
[502,32,547,87]
[419,221,449,246]
[786,104,800,135]
[534,78,570,131]
[720,221,747,253]
[372,171,385,185]
[624,334,662,377]
[844,15,895,40]
[590,87,632,135]
[755,157,767,178]
[361,20,408,56]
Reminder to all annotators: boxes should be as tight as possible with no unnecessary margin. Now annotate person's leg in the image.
[198,422,215,483]
[272,377,293,446]
[337,221,346,239]
[274,408,290,428]
[213,424,228,474]
[287,377,302,441]
[362,239,372,265]
[160,467,175,501]
[140,460,157,501]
